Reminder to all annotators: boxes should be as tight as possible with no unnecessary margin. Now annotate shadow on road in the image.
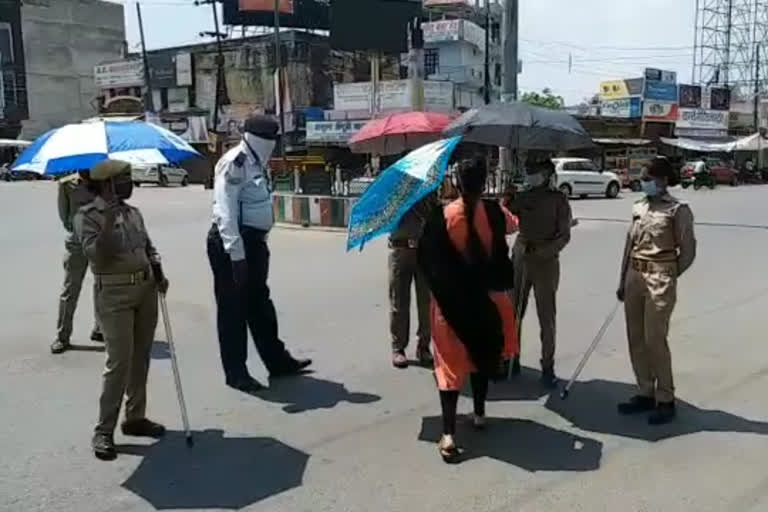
[260,375,381,414]
[546,378,768,442]
[418,416,602,471]
[460,366,550,402]
[120,429,308,510]
[67,344,105,353]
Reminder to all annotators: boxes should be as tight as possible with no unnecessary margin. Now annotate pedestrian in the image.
[507,159,572,387]
[207,115,311,393]
[389,195,436,369]
[51,172,103,354]
[418,159,519,463]
[74,160,168,461]
[616,157,696,425]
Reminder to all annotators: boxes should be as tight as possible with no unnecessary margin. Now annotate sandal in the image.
[438,434,460,463]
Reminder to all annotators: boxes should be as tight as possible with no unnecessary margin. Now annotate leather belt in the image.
[95,269,150,287]
[631,259,676,273]
[389,239,418,249]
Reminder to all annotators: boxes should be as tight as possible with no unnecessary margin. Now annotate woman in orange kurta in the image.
[418,160,519,463]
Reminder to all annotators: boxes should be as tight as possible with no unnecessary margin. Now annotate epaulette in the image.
[233,152,247,167]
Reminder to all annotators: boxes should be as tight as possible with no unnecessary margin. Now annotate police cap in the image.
[89,160,131,181]
[243,115,279,140]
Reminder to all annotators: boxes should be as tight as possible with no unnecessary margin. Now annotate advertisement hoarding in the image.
[643,101,679,122]
[306,120,368,144]
[147,54,177,89]
[240,0,293,13]
[601,97,642,118]
[334,80,454,111]
[599,78,644,100]
[678,84,702,108]
[94,60,144,88]
[423,20,460,43]
[644,80,678,102]
[175,53,193,87]
[709,87,731,111]
[331,0,421,53]
[644,68,677,83]
[676,108,729,130]
[222,0,329,29]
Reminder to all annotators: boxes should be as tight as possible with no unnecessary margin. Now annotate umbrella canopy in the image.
[347,136,461,251]
[349,111,453,156]
[443,102,593,150]
[12,121,201,176]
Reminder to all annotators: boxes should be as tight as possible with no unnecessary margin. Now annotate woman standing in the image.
[617,157,696,425]
[419,159,519,463]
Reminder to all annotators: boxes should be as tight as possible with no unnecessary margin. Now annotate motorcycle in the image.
[682,169,716,190]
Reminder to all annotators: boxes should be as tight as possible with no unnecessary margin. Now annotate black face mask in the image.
[111,177,134,201]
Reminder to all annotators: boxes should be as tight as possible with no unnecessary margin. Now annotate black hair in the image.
[457,158,488,266]
[647,157,680,187]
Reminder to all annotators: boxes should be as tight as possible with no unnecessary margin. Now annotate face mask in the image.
[243,132,277,166]
[526,173,547,187]
[641,180,658,197]
[111,176,134,201]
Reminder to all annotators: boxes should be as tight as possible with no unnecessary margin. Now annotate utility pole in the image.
[136,3,154,114]
[408,17,425,111]
[484,0,491,104]
[274,0,287,165]
[754,43,760,133]
[499,0,518,189]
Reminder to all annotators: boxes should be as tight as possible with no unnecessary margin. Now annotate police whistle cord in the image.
[159,293,193,447]
[560,301,621,400]
[576,217,768,231]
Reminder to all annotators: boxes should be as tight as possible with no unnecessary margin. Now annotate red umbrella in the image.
[349,111,453,156]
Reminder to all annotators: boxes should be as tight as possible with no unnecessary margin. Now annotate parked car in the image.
[704,158,740,186]
[551,157,622,199]
[132,163,189,187]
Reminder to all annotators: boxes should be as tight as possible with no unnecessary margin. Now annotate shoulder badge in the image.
[233,152,247,167]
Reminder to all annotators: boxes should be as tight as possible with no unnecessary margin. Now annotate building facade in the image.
[21,0,125,138]
[0,0,27,139]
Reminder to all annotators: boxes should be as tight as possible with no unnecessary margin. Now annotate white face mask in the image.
[642,180,659,197]
[243,132,277,166]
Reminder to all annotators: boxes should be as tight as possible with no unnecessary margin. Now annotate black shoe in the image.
[51,338,70,354]
[416,346,433,367]
[227,376,264,393]
[90,330,104,343]
[540,366,558,389]
[270,358,313,379]
[92,432,117,461]
[648,401,676,425]
[617,395,656,415]
[510,356,521,377]
[121,418,166,438]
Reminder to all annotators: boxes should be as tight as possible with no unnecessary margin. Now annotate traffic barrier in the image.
[273,193,356,228]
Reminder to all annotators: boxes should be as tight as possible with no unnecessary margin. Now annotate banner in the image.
[676,108,729,130]
[306,120,368,144]
[644,80,678,102]
[710,88,731,111]
[643,102,679,122]
[334,80,454,111]
[600,78,643,100]
[679,84,702,108]
[601,97,642,118]
[645,68,677,83]
[94,60,144,88]
[240,0,293,13]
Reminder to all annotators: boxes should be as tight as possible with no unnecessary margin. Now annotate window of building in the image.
[0,23,14,64]
[424,48,439,76]
[494,62,502,86]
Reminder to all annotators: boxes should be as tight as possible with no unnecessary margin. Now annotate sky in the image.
[107,0,697,105]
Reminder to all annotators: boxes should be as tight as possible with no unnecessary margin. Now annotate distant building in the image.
[21,0,126,138]
[0,0,28,139]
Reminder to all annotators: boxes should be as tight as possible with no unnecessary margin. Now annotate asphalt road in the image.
[2,182,768,512]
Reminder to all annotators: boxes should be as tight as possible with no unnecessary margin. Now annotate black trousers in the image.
[207,224,292,381]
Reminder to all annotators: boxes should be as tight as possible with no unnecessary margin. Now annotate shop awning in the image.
[661,133,768,152]
[593,138,652,146]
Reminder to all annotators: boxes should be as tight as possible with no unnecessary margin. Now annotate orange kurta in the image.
[431,199,520,391]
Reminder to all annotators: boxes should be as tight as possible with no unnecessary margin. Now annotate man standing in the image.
[507,160,572,387]
[389,196,435,369]
[51,173,102,354]
[207,115,311,393]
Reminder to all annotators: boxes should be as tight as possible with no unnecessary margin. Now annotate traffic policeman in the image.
[507,159,572,387]
[617,157,696,425]
[207,115,311,393]
[74,160,168,461]
[51,172,102,353]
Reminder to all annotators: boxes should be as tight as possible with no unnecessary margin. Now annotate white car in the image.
[551,158,621,199]
[132,163,189,187]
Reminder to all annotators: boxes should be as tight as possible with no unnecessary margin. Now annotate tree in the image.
[520,88,565,110]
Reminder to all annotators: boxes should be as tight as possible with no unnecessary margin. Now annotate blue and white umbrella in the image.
[12,121,202,176]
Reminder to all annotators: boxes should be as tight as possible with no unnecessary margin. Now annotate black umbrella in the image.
[443,101,594,150]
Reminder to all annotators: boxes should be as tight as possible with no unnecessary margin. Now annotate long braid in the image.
[458,159,489,267]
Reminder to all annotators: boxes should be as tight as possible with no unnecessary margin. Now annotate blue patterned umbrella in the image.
[347,136,461,251]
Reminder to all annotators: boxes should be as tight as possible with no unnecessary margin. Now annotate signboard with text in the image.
[94,60,144,88]
[644,68,677,83]
[676,108,729,130]
[644,80,678,102]
[679,84,702,108]
[643,101,679,122]
[601,97,642,118]
[334,80,454,111]
[600,78,643,100]
[306,120,368,144]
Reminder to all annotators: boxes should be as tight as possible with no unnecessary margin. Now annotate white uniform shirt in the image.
[212,141,274,261]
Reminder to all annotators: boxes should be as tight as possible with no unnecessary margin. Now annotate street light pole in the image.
[275,0,287,165]
[136,3,154,114]
[499,0,518,190]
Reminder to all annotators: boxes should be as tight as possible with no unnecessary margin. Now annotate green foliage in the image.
[520,88,565,109]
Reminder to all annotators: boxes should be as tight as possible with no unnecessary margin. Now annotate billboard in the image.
[599,78,643,100]
[644,81,678,102]
[676,108,729,130]
[331,0,421,53]
[679,84,702,108]
[601,97,641,118]
[222,0,329,29]
[147,54,177,89]
[306,120,368,144]
[94,59,144,88]
[333,80,454,111]
[644,68,677,83]
[422,19,485,49]
[709,87,731,111]
[643,101,679,122]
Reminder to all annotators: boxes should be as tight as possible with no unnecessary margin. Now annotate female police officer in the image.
[616,157,696,425]
[74,160,168,460]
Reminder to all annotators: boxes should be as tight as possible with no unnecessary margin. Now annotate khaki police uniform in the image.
[389,203,432,354]
[619,193,696,403]
[508,186,572,369]
[74,163,161,435]
[55,175,99,343]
